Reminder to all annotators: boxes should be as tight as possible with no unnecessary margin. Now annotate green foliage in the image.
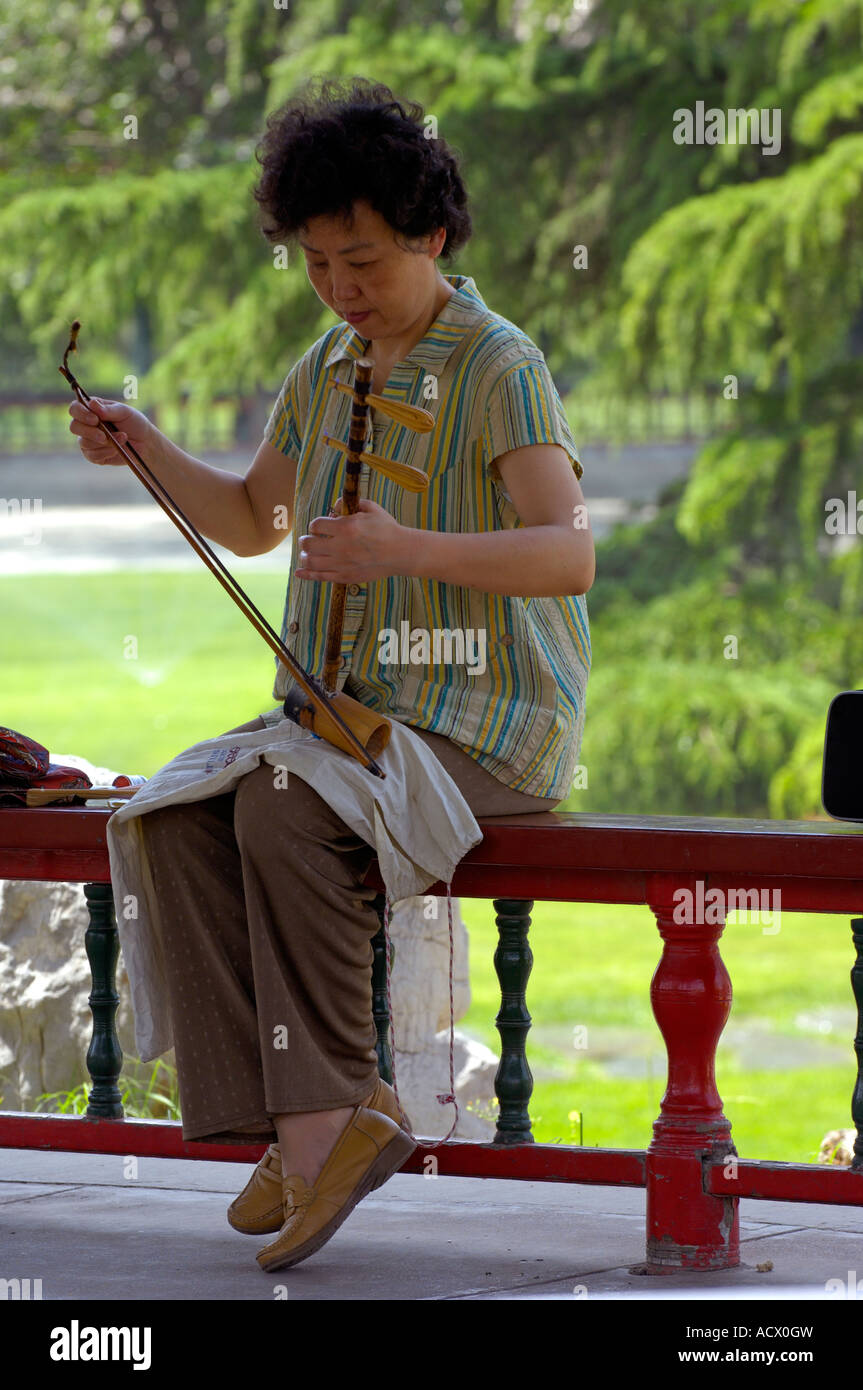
[768,722,828,819]
[569,657,831,816]
[675,434,789,548]
[794,63,863,146]
[34,1059,181,1121]
[581,494,861,817]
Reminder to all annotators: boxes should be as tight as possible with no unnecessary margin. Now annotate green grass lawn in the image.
[2,570,290,773]
[4,571,857,1163]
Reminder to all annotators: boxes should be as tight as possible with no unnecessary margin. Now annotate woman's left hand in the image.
[295,499,408,584]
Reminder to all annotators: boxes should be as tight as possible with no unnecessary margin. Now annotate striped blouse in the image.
[264,272,590,800]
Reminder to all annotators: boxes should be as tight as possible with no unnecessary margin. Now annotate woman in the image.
[68,77,594,1273]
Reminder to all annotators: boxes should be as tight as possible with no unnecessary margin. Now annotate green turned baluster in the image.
[83,882,124,1118]
[851,918,863,1169]
[371,893,393,1084]
[493,898,535,1145]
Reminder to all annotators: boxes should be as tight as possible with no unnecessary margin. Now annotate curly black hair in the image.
[252,76,472,262]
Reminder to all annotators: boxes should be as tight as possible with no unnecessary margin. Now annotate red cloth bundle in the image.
[0,727,51,783]
[0,727,92,807]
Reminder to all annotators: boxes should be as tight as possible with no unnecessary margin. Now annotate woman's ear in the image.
[426,226,447,258]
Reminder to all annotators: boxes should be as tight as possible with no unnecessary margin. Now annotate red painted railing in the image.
[2,805,863,1275]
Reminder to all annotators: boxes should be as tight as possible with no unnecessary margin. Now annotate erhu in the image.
[59,324,433,776]
[316,356,432,691]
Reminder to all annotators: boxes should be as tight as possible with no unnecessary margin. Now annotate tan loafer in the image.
[256,1105,416,1272]
[227,1076,410,1235]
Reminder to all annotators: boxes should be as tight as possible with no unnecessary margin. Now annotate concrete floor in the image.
[2,1145,863,1303]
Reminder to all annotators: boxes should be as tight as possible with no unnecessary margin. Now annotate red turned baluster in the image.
[635,873,739,1273]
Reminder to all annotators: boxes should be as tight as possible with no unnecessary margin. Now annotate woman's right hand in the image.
[68,397,154,466]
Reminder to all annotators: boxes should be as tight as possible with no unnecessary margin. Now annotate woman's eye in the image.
[349,260,376,268]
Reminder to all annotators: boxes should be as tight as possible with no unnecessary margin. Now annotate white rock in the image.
[818,1128,858,1165]
[0,877,159,1110]
[384,893,497,1138]
[383,1031,499,1141]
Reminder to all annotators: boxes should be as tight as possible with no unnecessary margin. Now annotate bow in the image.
[59,322,389,776]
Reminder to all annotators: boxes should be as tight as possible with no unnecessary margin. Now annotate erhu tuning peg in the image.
[332,380,435,432]
[322,435,429,493]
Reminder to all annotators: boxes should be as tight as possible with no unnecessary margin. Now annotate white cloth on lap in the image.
[106,709,483,1063]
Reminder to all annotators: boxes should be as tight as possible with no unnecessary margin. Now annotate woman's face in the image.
[298,200,446,344]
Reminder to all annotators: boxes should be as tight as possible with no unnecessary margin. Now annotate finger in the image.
[296,568,342,583]
[76,436,127,465]
[89,398,130,427]
[69,424,107,449]
[297,548,336,573]
[69,417,126,448]
[69,402,101,428]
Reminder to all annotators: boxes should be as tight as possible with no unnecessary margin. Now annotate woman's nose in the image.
[330,271,360,303]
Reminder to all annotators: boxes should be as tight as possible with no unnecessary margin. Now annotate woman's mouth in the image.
[342,310,371,324]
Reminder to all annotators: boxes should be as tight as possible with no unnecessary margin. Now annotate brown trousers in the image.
[140,716,561,1144]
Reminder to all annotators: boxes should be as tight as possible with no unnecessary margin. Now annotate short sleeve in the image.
[480,356,583,481]
[264,363,302,459]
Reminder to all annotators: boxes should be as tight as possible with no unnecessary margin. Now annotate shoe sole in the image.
[256,1130,417,1272]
